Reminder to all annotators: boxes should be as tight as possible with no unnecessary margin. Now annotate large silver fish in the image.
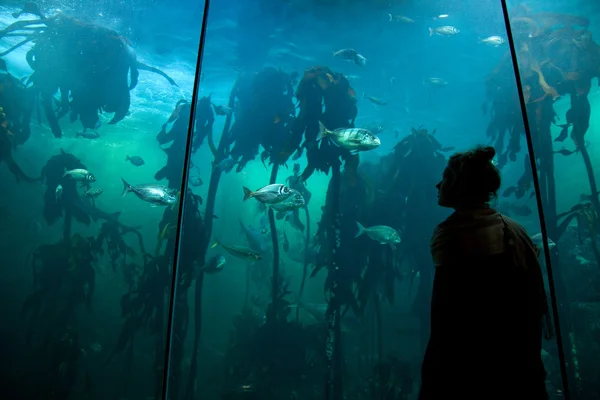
[121,178,177,206]
[211,239,262,261]
[64,168,95,182]
[355,222,401,250]
[429,26,460,36]
[243,184,292,204]
[317,122,380,153]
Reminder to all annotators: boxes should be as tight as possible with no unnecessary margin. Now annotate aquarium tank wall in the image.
[0,0,598,399]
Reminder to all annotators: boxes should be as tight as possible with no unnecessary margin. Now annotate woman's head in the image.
[436,145,501,209]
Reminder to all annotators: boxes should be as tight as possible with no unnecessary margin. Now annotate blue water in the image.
[1,0,599,398]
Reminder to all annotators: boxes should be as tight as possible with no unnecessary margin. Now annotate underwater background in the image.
[0,0,599,399]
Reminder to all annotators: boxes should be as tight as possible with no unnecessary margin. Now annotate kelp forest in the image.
[4,2,600,400]
[485,5,600,398]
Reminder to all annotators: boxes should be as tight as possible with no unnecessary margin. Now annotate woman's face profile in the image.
[436,167,456,208]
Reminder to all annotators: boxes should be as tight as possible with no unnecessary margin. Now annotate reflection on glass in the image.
[507,2,600,399]
[0,1,203,399]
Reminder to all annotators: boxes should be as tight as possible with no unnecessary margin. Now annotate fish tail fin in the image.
[242,186,254,201]
[316,121,330,141]
[125,155,130,161]
[354,221,365,238]
[388,13,393,22]
[75,131,81,138]
[210,239,220,249]
[121,177,132,196]
[429,27,434,36]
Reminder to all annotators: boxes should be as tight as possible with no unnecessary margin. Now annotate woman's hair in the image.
[446,145,501,205]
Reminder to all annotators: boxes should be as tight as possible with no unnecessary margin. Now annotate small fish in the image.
[271,189,305,213]
[125,155,145,166]
[389,14,414,23]
[213,156,236,173]
[55,184,63,202]
[212,103,232,116]
[434,14,449,19]
[211,239,262,261]
[333,48,366,67]
[530,233,556,250]
[363,93,388,106]
[121,178,177,206]
[479,36,506,46]
[424,77,448,86]
[429,26,460,36]
[317,122,380,153]
[554,148,575,156]
[354,222,401,250]
[189,176,203,187]
[333,48,358,61]
[76,131,100,139]
[85,187,104,199]
[199,255,226,274]
[242,184,293,204]
[64,169,96,182]
[390,76,396,86]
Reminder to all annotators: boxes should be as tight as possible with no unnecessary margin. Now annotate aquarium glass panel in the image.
[0,1,204,398]
[507,0,600,398]
[165,1,567,399]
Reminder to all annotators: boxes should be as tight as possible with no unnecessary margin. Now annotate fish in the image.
[354,222,401,250]
[212,103,232,116]
[363,93,388,106]
[429,26,460,36]
[189,176,203,187]
[199,255,226,274]
[530,233,556,250]
[242,184,293,204]
[478,36,506,46]
[55,184,63,202]
[239,220,270,254]
[435,14,449,19]
[64,169,96,182]
[213,156,236,173]
[85,187,103,199]
[210,239,262,261]
[271,189,305,212]
[389,14,414,23]
[121,178,177,206]
[125,155,145,166]
[424,78,448,86]
[0,58,7,73]
[333,48,358,61]
[554,148,575,156]
[317,122,380,153]
[333,48,367,67]
[76,131,100,139]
